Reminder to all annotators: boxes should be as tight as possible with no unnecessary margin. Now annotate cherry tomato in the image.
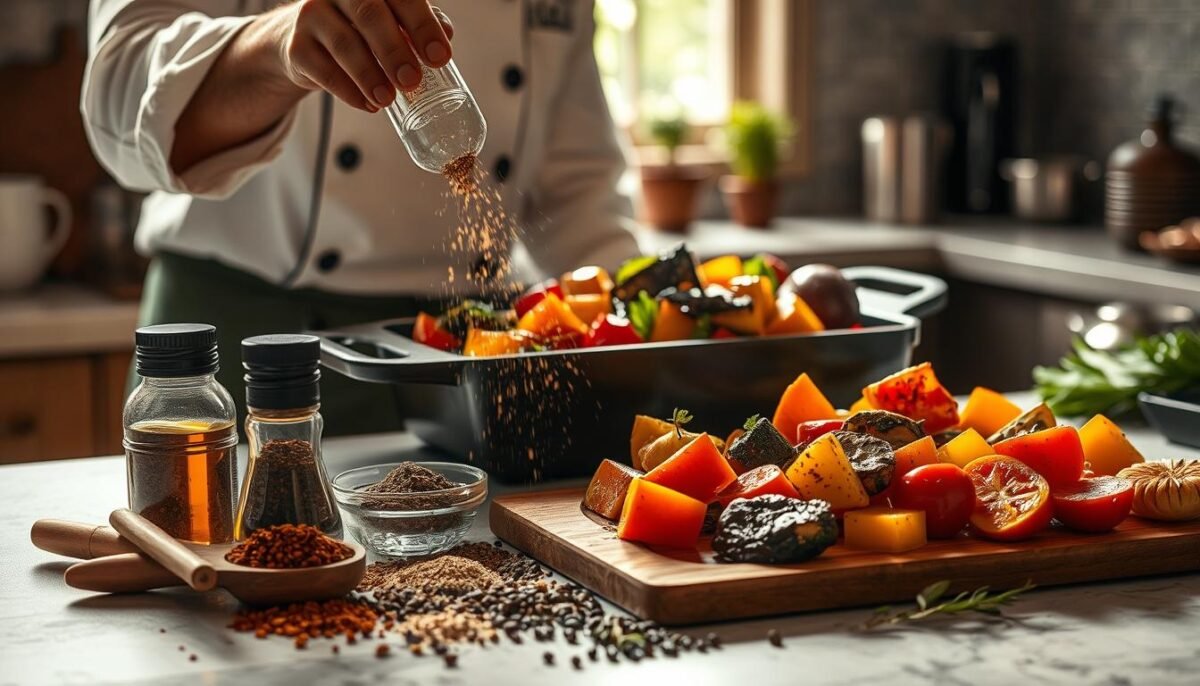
[993,425,1085,489]
[796,419,844,445]
[1051,476,1134,533]
[862,363,959,433]
[585,314,643,347]
[412,312,460,352]
[514,280,564,318]
[964,456,1053,541]
[712,327,739,339]
[892,463,976,538]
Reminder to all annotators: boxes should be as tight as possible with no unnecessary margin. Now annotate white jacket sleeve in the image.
[524,6,641,275]
[82,0,298,198]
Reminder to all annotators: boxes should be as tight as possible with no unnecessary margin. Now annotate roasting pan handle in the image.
[316,327,463,385]
[841,266,947,319]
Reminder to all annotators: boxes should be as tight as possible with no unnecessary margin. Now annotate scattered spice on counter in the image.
[375,644,390,658]
[229,598,377,645]
[767,629,783,647]
[359,555,500,593]
[236,439,339,536]
[225,523,352,569]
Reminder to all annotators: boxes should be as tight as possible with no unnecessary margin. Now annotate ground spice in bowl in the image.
[360,462,457,511]
[225,523,353,569]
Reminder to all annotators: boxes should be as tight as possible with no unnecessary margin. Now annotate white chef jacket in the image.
[82,0,639,296]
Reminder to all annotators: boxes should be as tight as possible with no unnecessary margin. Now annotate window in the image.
[594,0,812,175]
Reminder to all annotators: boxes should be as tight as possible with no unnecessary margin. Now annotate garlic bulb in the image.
[1116,460,1200,521]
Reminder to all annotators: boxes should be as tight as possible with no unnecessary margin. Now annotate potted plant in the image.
[639,115,708,233]
[721,102,791,228]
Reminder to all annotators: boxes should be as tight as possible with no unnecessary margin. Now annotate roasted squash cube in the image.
[716,465,799,507]
[1079,414,1145,476]
[650,300,696,342]
[712,275,775,335]
[564,294,611,326]
[643,433,738,502]
[936,428,992,468]
[958,387,1022,438]
[583,459,643,520]
[699,255,743,288]
[772,373,839,443]
[765,292,825,336]
[844,507,927,553]
[894,435,938,477]
[617,478,707,549]
[516,292,589,339]
[785,433,869,511]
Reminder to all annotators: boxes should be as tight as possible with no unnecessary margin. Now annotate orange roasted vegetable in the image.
[772,373,839,443]
[766,291,825,336]
[560,266,614,297]
[785,433,869,511]
[617,478,707,549]
[584,459,643,520]
[699,255,743,288]
[936,428,992,468]
[1078,414,1145,476]
[650,301,696,342]
[844,507,927,553]
[643,433,738,502]
[716,464,799,507]
[517,292,589,340]
[462,328,531,357]
[894,435,938,477]
[863,362,959,434]
[957,387,1021,438]
[565,294,611,326]
[712,276,775,335]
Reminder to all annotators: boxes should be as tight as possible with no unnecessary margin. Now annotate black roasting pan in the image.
[317,267,946,482]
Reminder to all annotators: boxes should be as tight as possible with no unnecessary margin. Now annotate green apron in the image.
[132,252,446,436]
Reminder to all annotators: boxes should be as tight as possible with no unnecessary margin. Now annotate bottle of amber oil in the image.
[234,334,342,539]
[123,324,238,544]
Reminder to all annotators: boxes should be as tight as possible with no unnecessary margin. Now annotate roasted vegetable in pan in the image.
[663,287,753,316]
[613,245,702,303]
[777,263,859,330]
[712,494,838,563]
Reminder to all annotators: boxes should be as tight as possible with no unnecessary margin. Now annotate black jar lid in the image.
[135,323,220,378]
[242,334,321,410]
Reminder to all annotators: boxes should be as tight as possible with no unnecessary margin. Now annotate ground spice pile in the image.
[225,523,353,569]
[359,555,500,594]
[361,462,458,511]
[229,598,377,649]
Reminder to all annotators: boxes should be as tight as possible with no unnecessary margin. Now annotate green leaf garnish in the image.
[863,580,1035,629]
[742,254,779,290]
[743,414,762,431]
[615,255,657,286]
[628,290,658,341]
[672,408,694,438]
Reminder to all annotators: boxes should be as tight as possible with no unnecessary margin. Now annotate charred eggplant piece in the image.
[987,403,1056,443]
[727,417,796,473]
[840,410,925,450]
[713,495,837,564]
[663,287,753,317]
[613,245,701,303]
[831,431,896,495]
[702,501,723,536]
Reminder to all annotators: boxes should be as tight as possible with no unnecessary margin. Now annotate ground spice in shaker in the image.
[237,438,338,533]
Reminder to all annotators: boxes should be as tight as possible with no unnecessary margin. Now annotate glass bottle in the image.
[386,60,488,173]
[234,334,341,539]
[123,324,238,544]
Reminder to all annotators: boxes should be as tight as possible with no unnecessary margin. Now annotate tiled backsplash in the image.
[3,0,1198,219]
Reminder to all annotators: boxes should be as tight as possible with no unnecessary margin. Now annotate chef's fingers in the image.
[386,0,452,67]
[293,38,376,112]
[307,2,394,108]
[331,0,418,93]
[433,6,454,40]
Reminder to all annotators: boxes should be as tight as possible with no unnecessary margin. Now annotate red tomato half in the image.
[964,456,1053,541]
[1051,476,1134,533]
[412,312,461,352]
[893,463,976,538]
[993,425,1085,489]
[586,314,643,347]
[514,280,564,318]
[796,419,844,445]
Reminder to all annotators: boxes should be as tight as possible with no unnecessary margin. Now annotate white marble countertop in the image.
[0,283,138,358]
[2,394,1198,685]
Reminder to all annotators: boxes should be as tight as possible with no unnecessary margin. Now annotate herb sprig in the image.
[863,580,1035,629]
[671,408,694,438]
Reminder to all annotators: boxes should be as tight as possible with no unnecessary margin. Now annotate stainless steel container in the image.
[863,115,949,224]
[1000,156,1101,222]
[862,117,901,222]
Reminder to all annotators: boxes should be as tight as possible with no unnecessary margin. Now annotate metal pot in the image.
[1000,156,1101,222]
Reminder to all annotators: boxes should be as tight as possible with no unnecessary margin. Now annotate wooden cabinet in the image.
[0,352,132,464]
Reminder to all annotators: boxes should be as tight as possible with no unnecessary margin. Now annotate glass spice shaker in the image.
[123,324,238,544]
[385,60,488,173]
[234,334,342,539]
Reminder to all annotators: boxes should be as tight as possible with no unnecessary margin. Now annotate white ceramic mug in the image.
[0,175,72,291]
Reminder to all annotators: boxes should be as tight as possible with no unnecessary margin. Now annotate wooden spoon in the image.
[36,516,366,605]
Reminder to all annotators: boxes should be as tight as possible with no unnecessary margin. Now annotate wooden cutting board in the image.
[490,488,1200,625]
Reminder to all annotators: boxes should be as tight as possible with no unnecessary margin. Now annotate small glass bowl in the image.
[331,462,487,559]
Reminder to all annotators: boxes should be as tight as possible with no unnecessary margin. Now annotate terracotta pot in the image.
[720,176,778,228]
[639,165,708,233]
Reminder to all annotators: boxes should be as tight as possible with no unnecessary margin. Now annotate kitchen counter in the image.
[640,218,1200,310]
[3,394,1198,685]
[0,283,139,358]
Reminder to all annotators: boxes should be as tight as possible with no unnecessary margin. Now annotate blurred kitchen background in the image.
[2,0,1198,463]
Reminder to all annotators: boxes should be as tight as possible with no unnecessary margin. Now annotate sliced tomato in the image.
[992,425,1085,489]
[412,312,461,352]
[893,463,975,538]
[1051,476,1134,533]
[796,419,844,445]
[964,456,1053,541]
[862,363,959,433]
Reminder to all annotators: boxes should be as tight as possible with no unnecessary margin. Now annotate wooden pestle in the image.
[31,520,136,559]
[108,509,217,592]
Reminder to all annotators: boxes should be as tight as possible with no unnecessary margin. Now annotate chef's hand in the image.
[267,0,455,112]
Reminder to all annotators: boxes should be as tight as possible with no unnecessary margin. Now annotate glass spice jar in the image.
[123,324,238,544]
[385,60,487,174]
[234,334,342,539]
